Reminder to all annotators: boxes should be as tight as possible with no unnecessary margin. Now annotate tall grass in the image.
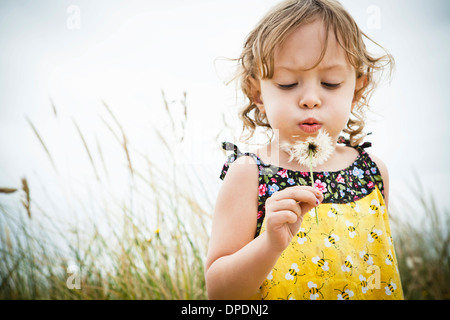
[0,92,449,300]
[0,92,211,299]
[390,181,450,300]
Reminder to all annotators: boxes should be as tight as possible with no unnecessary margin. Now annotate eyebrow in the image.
[275,63,348,72]
[318,63,348,72]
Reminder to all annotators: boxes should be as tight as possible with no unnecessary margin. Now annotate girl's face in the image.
[251,19,365,145]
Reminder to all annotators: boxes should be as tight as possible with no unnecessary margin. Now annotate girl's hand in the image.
[264,186,323,252]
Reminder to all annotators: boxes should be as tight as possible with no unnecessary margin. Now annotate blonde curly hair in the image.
[234,0,394,146]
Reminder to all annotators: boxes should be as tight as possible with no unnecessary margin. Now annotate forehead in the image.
[273,19,352,73]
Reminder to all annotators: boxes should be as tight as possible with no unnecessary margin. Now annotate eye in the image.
[278,83,298,90]
[322,82,341,89]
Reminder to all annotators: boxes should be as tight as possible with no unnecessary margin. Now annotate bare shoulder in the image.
[218,154,260,215]
[223,154,260,183]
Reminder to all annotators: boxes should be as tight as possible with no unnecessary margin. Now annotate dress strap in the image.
[337,134,372,150]
[220,142,262,180]
[222,142,245,157]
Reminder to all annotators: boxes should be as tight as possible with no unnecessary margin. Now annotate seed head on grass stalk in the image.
[281,129,334,224]
[21,177,31,219]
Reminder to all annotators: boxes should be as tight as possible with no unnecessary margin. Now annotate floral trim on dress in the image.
[220,138,384,237]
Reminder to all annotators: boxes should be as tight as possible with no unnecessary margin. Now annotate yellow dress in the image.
[220,141,404,300]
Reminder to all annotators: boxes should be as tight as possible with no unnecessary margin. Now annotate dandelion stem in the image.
[309,150,319,224]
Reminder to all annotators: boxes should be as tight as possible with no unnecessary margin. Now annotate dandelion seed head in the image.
[282,129,334,168]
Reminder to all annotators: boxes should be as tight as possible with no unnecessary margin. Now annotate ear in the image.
[352,74,368,111]
[248,76,265,113]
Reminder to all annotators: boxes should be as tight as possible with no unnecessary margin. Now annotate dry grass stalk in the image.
[72,118,100,182]
[21,177,31,219]
[161,90,187,143]
[95,134,110,182]
[25,116,58,173]
[0,188,17,194]
[101,100,135,179]
[49,95,57,118]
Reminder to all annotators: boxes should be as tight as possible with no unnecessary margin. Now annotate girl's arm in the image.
[205,156,321,300]
[205,156,272,299]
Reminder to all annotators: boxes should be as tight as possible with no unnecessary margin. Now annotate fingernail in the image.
[316,199,320,206]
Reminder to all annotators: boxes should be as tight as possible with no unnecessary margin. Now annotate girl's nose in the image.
[299,86,321,109]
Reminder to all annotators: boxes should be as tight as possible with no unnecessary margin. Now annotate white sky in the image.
[0,0,449,222]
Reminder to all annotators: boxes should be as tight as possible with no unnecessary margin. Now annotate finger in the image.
[267,199,302,218]
[267,210,298,226]
[297,186,323,203]
[273,186,320,208]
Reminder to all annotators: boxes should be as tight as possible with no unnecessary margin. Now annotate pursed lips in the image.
[298,118,322,133]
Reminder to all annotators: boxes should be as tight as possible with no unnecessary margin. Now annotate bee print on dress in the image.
[384,279,398,297]
[327,204,342,220]
[368,199,385,216]
[341,256,354,275]
[367,226,383,243]
[346,201,361,213]
[323,229,340,248]
[359,274,370,294]
[312,250,334,277]
[359,247,376,266]
[304,281,324,300]
[312,252,330,271]
[368,199,380,215]
[297,227,312,245]
[385,250,394,265]
[345,220,359,238]
[285,263,305,284]
[335,284,354,300]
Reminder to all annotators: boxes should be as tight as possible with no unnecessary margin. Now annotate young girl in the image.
[205,0,403,300]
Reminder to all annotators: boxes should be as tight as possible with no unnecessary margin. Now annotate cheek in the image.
[322,90,354,133]
[345,79,358,103]
[259,84,287,113]
[327,85,356,111]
